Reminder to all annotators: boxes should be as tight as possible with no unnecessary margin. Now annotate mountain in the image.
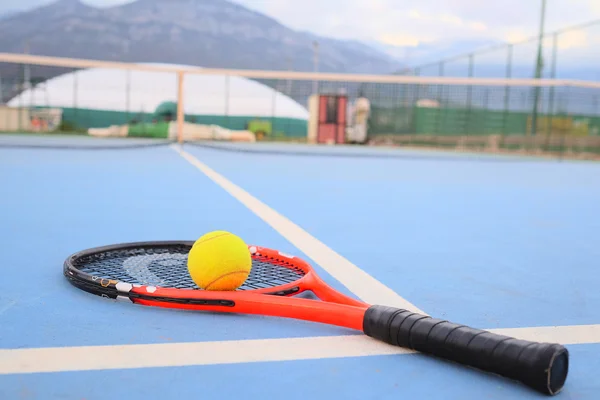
[0,0,403,87]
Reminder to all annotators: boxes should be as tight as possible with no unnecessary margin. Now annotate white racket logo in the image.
[122,253,187,287]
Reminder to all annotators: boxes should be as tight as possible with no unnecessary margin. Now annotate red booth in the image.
[308,94,347,144]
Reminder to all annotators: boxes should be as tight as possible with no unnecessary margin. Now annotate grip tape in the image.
[363,305,568,395]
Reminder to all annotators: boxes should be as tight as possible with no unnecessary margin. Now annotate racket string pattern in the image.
[64,241,569,396]
[72,244,306,291]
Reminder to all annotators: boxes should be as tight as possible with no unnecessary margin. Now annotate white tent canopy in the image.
[8,63,309,120]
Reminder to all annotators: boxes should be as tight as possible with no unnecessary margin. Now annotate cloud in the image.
[557,29,589,50]
[439,14,463,26]
[379,34,426,47]
[505,30,531,44]
[233,0,600,51]
[405,9,486,31]
[408,10,422,20]
[469,22,487,31]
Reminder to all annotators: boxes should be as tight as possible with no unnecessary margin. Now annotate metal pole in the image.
[502,44,513,136]
[73,69,78,129]
[545,32,559,152]
[531,0,547,137]
[286,56,293,95]
[177,71,184,143]
[24,41,32,126]
[465,53,474,135]
[224,75,230,129]
[436,62,444,134]
[124,39,131,124]
[126,70,131,123]
[411,67,421,137]
[24,41,31,91]
[312,41,319,94]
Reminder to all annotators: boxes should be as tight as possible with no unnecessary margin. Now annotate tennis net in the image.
[1,52,600,158]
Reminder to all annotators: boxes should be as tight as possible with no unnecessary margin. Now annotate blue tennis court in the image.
[1,134,599,399]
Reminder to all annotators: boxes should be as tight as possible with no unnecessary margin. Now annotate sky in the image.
[2,0,600,64]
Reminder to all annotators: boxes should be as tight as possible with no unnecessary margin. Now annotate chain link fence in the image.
[402,19,600,82]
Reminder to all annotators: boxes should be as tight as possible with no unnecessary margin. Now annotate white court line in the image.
[173,145,425,314]
[1,324,599,375]
[0,336,411,375]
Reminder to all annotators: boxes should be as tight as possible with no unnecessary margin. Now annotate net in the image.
[1,52,600,158]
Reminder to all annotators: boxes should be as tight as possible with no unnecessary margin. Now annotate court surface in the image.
[1,135,599,399]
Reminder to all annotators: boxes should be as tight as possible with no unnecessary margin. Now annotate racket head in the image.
[63,241,315,302]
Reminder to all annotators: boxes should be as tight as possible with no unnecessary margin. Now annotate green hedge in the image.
[58,108,308,138]
[370,105,600,136]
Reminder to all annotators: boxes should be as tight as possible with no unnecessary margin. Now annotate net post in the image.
[177,70,185,144]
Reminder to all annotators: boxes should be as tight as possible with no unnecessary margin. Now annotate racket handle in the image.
[363,306,568,395]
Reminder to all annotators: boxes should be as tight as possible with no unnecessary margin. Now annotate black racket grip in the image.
[363,306,568,395]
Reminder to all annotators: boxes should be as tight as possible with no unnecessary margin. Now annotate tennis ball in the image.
[187,231,252,291]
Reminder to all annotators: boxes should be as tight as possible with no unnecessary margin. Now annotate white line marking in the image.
[490,324,600,345]
[173,145,424,313]
[1,324,599,375]
[0,335,409,375]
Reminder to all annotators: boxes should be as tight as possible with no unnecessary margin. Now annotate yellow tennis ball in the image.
[187,231,252,291]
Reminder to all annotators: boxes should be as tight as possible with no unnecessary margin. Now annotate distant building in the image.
[8,63,309,138]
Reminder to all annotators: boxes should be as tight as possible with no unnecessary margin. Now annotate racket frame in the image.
[64,240,369,330]
[63,240,570,395]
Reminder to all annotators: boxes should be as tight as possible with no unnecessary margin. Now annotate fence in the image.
[1,52,600,159]
[404,19,600,82]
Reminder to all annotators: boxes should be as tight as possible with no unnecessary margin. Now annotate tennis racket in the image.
[63,240,568,395]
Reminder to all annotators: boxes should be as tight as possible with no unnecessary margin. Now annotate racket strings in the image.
[72,245,306,291]
[244,254,305,289]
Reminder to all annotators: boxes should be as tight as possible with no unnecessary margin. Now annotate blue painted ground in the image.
[184,144,600,329]
[1,138,598,399]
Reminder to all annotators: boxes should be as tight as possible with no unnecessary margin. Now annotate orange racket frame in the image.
[63,241,569,396]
